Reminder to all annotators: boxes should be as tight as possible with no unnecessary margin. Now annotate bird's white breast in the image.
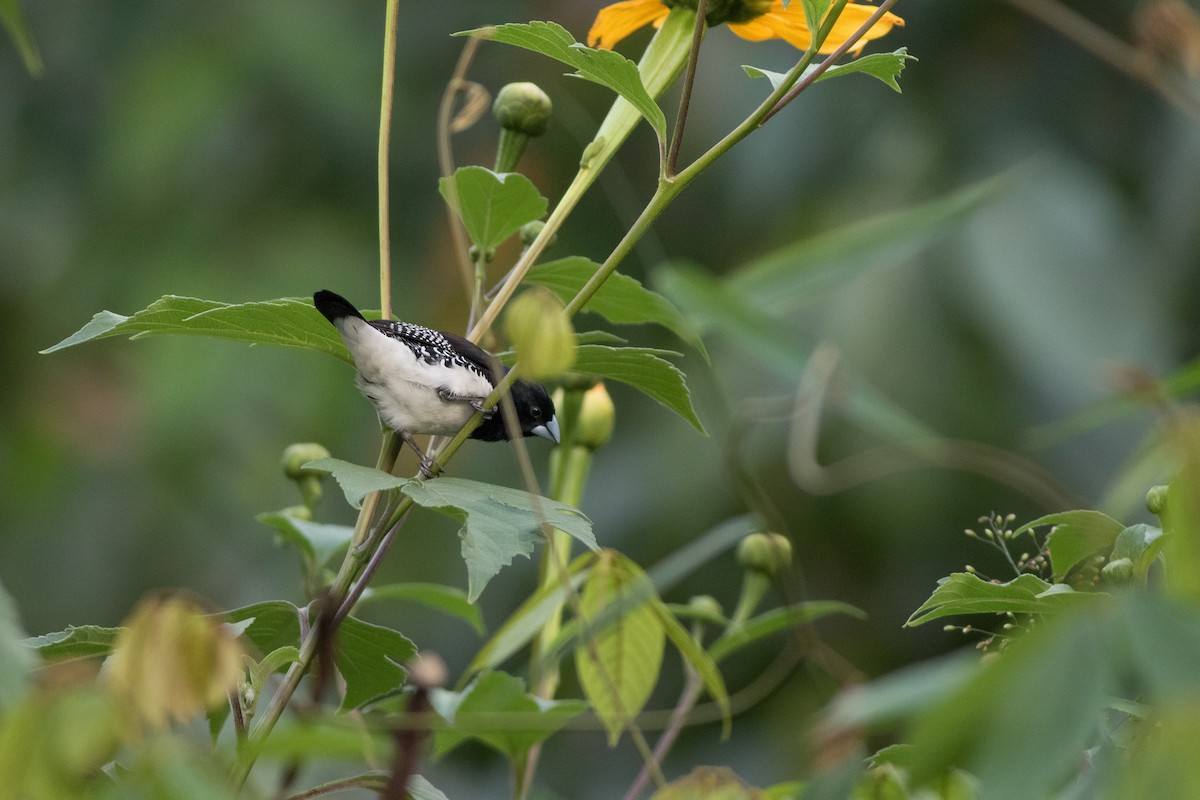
[337,317,494,435]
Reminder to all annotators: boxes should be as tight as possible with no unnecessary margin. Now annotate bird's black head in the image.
[471,380,559,444]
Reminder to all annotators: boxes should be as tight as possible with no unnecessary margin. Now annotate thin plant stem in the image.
[623,673,703,800]
[228,687,247,745]
[761,0,896,124]
[665,0,709,178]
[377,0,399,318]
[334,505,412,625]
[231,433,402,790]
[437,38,484,300]
[1007,0,1200,124]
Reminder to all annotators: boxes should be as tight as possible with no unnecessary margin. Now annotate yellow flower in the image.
[588,0,903,54]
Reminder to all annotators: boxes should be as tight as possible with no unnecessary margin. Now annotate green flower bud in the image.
[737,532,793,576]
[520,219,554,249]
[504,288,576,381]
[575,383,615,451]
[1146,484,1169,516]
[688,594,724,619]
[281,443,331,481]
[282,443,330,511]
[1102,557,1135,585]
[492,82,552,173]
[493,82,552,137]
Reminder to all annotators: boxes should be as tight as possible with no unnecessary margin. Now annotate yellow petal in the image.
[729,1,903,54]
[588,0,671,50]
[822,3,904,54]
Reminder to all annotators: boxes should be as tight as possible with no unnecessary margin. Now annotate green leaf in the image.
[41,296,351,363]
[575,552,665,745]
[1015,510,1125,580]
[0,582,33,711]
[360,583,485,635]
[0,0,42,76]
[574,329,627,346]
[818,654,978,735]
[430,671,587,762]
[335,616,417,710]
[801,0,833,36]
[466,554,595,680]
[256,646,301,679]
[654,262,806,372]
[438,166,547,252]
[304,457,408,509]
[1117,591,1200,702]
[22,625,120,663]
[708,602,865,663]
[724,173,1009,313]
[256,510,354,569]
[741,65,790,91]
[408,775,452,800]
[226,601,302,658]
[814,49,916,92]
[401,477,597,602]
[905,611,1110,799]
[651,600,731,739]
[655,263,940,449]
[905,573,1091,627]
[1110,523,1165,581]
[251,719,390,761]
[525,257,706,358]
[457,21,666,140]
[572,344,705,434]
[746,50,917,95]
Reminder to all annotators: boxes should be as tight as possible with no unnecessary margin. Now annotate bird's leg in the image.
[436,387,494,418]
[400,431,439,479]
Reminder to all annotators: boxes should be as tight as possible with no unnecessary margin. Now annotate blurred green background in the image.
[2,0,1197,796]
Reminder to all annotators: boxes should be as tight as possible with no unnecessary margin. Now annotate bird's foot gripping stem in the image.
[436,387,494,418]
[400,432,441,479]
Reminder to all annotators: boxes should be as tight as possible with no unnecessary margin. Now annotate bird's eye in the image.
[530,406,541,419]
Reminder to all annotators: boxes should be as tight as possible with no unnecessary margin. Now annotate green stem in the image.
[531,445,594,699]
[728,573,769,631]
[377,0,399,319]
[494,128,530,174]
[468,247,490,331]
[665,0,708,179]
[437,37,485,300]
[466,6,697,344]
[231,433,401,791]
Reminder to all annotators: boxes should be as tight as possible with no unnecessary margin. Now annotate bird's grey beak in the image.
[532,415,560,445]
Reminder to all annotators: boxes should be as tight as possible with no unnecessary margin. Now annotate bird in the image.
[313,290,559,475]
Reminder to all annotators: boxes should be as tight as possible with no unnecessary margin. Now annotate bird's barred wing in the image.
[367,320,495,384]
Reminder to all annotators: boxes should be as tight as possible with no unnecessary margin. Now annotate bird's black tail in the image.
[313,290,365,324]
